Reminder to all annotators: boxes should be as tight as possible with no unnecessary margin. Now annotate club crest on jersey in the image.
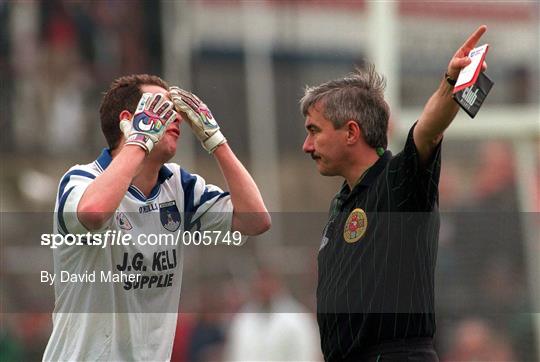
[159,201,181,232]
[343,208,367,243]
[116,212,132,230]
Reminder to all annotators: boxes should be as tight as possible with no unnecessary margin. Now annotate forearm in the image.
[414,77,459,163]
[78,145,146,230]
[168,87,269,234]
[414,25,488,164]
[213,144,271,235]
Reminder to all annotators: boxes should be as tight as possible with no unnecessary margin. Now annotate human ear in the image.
[119,110,132,122]
[345,120,361,145]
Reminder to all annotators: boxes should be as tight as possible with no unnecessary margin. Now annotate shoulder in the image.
[61,162,100,180]
[391,122,442,170]
[163,163,204,183]
[169,165,213,194]
[157,163,209,193]
[57,162,101,194]
[385,127,423,179]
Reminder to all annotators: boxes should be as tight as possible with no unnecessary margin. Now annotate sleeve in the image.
[179,168,233,233]
[54,167,111,235]
[389,122,442,211]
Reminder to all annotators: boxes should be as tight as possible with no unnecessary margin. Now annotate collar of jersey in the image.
[338,150,392,201]
[94,148,173,202]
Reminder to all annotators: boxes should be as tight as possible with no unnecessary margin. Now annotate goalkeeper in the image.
[43,75,270,361]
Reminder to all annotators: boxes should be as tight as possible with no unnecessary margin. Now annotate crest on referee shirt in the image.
[159,201,181,232]
[343,208,367,243]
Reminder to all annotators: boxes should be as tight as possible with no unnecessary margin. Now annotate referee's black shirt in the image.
[317,124,441,361]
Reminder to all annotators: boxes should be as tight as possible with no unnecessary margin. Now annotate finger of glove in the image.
[169,93,182,109]
[177,97,217,130]
[175,88,201,107]
[169,86,183,96]
[182,108,202,126]
[171,95,198,115]
[177,92,214,125]
[163,109,178,127]
[168,90,193,110]
[169,87,203,114]
[119,119,132,136]
[179,95,200,113]
[169,86,194,104]
[146,93,167,113]
[188,91,204,105]
[135,93,153,113]
[155,99,174,119]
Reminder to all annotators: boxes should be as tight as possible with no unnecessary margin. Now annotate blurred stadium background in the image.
[0,0,539,361]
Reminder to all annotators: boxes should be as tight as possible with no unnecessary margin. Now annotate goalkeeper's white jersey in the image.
[43,149,233,362]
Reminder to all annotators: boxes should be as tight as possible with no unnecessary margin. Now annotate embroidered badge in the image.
[343,208,367,243]
[116,212,133,231]
[159,201,181,232]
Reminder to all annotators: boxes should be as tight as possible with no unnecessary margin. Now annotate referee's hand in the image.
[447,25,488,81]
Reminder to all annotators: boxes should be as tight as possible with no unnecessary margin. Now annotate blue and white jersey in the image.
[43,149,233,362]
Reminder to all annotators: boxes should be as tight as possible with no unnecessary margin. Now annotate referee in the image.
[301,26,488,361]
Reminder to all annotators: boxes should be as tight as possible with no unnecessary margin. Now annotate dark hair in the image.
[299,64,389,149]
[99,74,169,149]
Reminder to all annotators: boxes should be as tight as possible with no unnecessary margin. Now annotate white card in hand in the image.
[454,44,489,92]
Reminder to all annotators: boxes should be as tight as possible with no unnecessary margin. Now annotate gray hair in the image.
[300,64,389,149]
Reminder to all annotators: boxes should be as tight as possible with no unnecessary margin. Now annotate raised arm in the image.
[77,146,145,231]
[213,143,271,235]
[414,25,487,164]
[169,88,271,236]
[78,93,177,230]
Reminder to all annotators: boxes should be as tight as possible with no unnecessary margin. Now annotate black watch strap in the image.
[445,73,457,86]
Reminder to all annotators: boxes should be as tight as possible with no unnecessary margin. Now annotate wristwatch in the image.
[445,73,457,86]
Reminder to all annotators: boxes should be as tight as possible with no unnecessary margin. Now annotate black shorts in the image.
[343,338,439,362]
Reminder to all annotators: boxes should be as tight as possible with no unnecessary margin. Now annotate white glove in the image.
[169,87,227,153]
[119,93,177,154]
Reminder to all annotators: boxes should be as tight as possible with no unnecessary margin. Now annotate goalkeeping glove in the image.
[168,87,227,153]
[119,93,177,154]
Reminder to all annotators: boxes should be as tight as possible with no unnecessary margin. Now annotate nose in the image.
[303,136,314,154]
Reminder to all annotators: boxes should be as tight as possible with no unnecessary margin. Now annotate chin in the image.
[153,141,177,163]
[163,145,177,161]
[319,170,334,177]
[318,165,339,177]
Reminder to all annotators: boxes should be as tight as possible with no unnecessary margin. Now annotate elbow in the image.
[255,212,272,235]
[77,201,110,231]
[235,211,272,236]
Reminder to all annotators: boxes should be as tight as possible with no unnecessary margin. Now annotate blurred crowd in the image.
[2,0,162,155]
[435,141,539,361]
[1,1,539,361]
[171,269,320,361]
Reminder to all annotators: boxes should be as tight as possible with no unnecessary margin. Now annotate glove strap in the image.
[125,133,154,154]
[203,131,227,154]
